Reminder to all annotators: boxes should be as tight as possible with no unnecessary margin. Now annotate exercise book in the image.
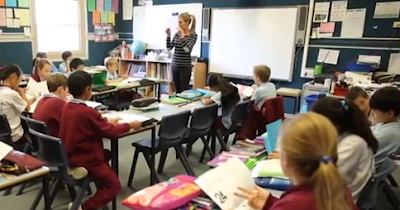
[102,111,151,123]
[254,159,286,178]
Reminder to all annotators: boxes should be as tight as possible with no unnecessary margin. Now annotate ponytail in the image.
[190,15,196,32]
[0,64,22,81]
[218,78,240,110]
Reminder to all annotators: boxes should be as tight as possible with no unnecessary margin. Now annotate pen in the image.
[178,102,191,107]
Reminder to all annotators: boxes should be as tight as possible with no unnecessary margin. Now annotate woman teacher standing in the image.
[165,13,198,93]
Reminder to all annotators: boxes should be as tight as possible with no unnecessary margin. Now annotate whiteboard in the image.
[133,3,203,57]
[209,7,299,81]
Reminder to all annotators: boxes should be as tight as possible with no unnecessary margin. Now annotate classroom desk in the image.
[0,166,51,210]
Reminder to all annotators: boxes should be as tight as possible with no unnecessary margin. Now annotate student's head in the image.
[370,86,400,123]
[105,57,118,74]
[47,74,68,100]
[178,12,196,32]
[280,112,352,210]
[207,74,240,109]
[253,65,271,85]
[345,86,370,116]
[36,52,47,59]
[61,51,73,63]
[206,73,223,91]
[34,59,52,79]
[68,71,92,100]
[311,97,378,154]
[0,64,22,90]
[69,58,84,72]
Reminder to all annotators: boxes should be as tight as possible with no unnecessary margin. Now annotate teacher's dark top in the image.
[166,32,198,67]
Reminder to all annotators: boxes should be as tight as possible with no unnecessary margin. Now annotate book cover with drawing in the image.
[230,141,266,157]
[207,152,249,167]
[257,159,286,178]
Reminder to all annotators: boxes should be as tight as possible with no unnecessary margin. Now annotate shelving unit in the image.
[118,58,207,96]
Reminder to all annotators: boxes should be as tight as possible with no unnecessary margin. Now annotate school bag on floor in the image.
[122,175,201,210]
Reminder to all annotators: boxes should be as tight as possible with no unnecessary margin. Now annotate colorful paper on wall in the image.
[108,12,115,25]
[101,11,108,23]
[104,0,112,11]
[320,22,335,33]
[5,8,13,18]
[0,0,5,6]
[6,18,12,27]
[87,0,96,12]
[0,9,6,26]
[94,24,114,42]
[14,9,30,26]
[92,10,100,24]
[5,0,17,7]
[96,0,104,11]
[112,0,119,13]
[17,0,28,7]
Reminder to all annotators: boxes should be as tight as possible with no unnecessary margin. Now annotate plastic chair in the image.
[0,112,14,147]
[127,110,192,188]
[28,130,107,210]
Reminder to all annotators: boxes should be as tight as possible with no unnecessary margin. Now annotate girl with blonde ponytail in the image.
[234,112,358,210]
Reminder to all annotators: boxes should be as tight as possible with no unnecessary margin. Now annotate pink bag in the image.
[122,175,201,210]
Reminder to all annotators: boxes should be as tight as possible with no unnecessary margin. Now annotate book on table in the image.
[161,97,190,105]
[229,140,266,157]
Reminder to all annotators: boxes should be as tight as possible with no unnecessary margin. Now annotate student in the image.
[235,112,358,210]
[201,74,240,129]
[0,64,36,144]
[312,97,378,201]
[65,58,84,77]
[59,71,141,210]
[369,86,400,168]
[251,65,277,108]
[59,51,73,74]
[32,52,58,74]
[32,74,68,137]
[31,59,52,82]
[105,57,126,84]
[345,86,372,121]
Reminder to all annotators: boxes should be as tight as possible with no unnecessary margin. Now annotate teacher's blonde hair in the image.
[179,12,196,32]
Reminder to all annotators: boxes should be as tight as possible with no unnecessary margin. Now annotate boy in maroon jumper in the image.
[59,71,142,210]
[33,74,69,137]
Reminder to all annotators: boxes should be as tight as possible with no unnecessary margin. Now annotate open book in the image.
[102,111,151,123]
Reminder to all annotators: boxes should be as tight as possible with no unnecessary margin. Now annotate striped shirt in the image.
[166,32,197,67]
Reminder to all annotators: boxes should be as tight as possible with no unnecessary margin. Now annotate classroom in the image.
[1,0,400,209]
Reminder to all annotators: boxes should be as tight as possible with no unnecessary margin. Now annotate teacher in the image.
[165,12,198,93]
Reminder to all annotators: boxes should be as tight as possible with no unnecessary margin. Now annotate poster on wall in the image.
[94,23,114,42]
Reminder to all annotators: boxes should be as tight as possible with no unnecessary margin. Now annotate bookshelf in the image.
[118,58,207,96]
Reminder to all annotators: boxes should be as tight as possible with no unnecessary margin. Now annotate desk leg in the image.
[42,175,51,210]
[150,127,157,185]
[110,139,118,210]
[114,92,119,109]
[156,83,161,102]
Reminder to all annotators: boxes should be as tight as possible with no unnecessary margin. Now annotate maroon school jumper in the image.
[32,94,66,137]
[263,183,359,210]
[30,74,41,82]
[59,99,130,210]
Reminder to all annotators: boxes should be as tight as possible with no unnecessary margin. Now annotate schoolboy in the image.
[59,71,141,210]
[105,57,126,84]
[251,65,276,108]
[370,86,400,168]
[59,51,73,74]
[32,74,68,137]
[65,58,84,77]
[345,86,371,117]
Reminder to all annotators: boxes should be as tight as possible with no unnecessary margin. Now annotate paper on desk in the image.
[26,79,49,96]
[195,158,257,210]
[85,101,102,109]
[102,111,150,123]
[358,55,381,67]
[374,1,400,19]
[0,141,13,161]
[388,53,400,74]
[330,1,347,22]
[121,77,141,84]
[317,49,340,65]
[341,8,366,38]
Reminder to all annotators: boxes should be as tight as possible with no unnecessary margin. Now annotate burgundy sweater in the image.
[59,102,131,166]
[263,183,359,210]
[32,97,66,137]
[31,74,41,82]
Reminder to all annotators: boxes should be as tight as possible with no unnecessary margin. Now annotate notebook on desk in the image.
[101,112,157,126]
[92,71,116,92]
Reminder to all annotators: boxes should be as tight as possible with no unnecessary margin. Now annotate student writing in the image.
[31,59,52,82]
[166,12,198,93]
[369,86,400,168]
[59,51,73,74]
[59,71,141,210]
[312,97,378,201]
[32,52,59,74]
[0,64,36,144]
[65,58,84,78]
[201,74,240,129]
[32,74,69,137]
[251,65,276,108]
[234,112,358,210]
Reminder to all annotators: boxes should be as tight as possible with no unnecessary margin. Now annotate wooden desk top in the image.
[0,166,50,190]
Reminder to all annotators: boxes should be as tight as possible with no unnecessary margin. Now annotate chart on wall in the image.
[87,0,118,42]
[0,0,31,36]
[133,3,203,57]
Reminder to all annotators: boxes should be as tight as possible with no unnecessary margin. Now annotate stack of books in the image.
[177,197,216,210]
[207,140,267,169]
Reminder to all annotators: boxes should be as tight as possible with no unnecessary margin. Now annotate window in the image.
[32,0,87,61]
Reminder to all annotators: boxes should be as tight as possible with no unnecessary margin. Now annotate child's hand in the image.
[107,117,121,124]
[29,96,37,104]
[122,75,128,80]
[234,186,270,210]
[129,120,142,129]
[17,87,26,95]
[117,78,124,82]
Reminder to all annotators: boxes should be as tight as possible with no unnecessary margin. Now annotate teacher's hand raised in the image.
[165,28,171,37]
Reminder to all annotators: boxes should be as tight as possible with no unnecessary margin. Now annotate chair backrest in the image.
[259,96,285,123]
[231,100,252,128]
[375,158,397,181]
[357,177,378,210]
[20,115,49,152]
[0,112,14,146]
[190,103,218,134]
[158,110,191,145]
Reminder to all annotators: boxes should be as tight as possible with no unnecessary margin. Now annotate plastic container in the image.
[314,64,323,76]
[305,94,319,111]
[347,62,374,72]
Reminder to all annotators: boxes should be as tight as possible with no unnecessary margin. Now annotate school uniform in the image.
[372,121,400,168]
[106,70,143,101]
[31,74,45,82]
[32,63,59,74]
[0,86,27,142]
[59,99,131,210]
[210,91,242,129]
[337,133,375,201]
[32,94,66,137]
[263,182,358,210]
[58,62,68,74]
[106,70,119,80]
[251,82,277,108]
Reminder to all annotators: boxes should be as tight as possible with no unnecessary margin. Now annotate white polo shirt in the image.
[0,86,27,142]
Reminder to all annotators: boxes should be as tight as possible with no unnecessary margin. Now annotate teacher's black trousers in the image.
[171,65,192,93]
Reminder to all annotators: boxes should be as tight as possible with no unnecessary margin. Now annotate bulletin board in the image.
[0,0,31,34]
[87,0,119,41]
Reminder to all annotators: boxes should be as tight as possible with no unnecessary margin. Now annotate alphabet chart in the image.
[195,157,257,210]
